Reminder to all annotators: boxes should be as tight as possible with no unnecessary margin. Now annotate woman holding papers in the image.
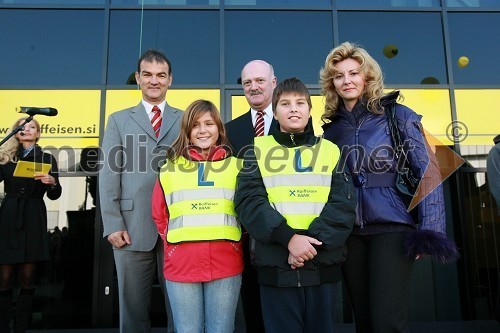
[0,117,61,333]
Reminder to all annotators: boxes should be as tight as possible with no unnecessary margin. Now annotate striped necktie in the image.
[151,105,162,138]
[254,110,265,137]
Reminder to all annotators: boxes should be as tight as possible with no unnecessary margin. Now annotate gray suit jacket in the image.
[99,102,182,251]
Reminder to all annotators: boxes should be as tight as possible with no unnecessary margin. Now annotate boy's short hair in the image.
[272,77,312,112]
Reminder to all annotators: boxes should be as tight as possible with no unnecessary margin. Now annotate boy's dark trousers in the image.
[260,282,337,333]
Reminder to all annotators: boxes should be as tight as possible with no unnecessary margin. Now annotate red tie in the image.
[254,110,265,137]
[151,106,162,138]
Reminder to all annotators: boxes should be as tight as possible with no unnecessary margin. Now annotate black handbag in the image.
[385,99,420,206]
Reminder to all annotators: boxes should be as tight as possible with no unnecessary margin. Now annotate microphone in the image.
[16,106,58,117]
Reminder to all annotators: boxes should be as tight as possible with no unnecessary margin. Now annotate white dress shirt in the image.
[251,104,273,136]
[142,100,166,121]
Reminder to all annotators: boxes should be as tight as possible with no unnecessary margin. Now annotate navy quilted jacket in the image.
[322,93,458,263]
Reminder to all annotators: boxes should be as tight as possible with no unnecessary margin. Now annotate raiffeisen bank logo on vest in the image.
[289,189,318,198]
[191,202,218,210]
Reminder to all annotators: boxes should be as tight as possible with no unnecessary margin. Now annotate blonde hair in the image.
[0,135,18,164]
[168,100,229,161]
[319,41,385,122]
[0,117,40,164]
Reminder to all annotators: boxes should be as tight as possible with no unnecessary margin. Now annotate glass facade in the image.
[107,10,220,85]
[225,10,333,84]
[338,11,447,85]
[0,9,104,86]
[448,12,500,85]
[1,0,499,330]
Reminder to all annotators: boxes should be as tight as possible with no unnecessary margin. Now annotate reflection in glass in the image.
[446,0,500,7]
[421,77,440,84]
[225,0,330,6]
[111,0,219,4]
[383,44,399,59]
[337,0,439,7]
[338,11,446,85]
[457,56,469,69]
[126,72,137,85]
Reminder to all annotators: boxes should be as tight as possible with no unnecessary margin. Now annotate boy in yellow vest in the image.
[234,77,356,333]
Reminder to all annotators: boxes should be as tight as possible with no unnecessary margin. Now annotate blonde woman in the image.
[320,42,458,333]
[0,117,61,333]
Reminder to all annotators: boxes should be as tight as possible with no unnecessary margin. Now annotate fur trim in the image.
[404,230,459,264]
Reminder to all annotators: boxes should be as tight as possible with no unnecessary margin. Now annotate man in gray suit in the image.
[99,49,181,333]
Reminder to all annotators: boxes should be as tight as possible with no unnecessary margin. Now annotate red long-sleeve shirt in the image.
[152,147,243,282]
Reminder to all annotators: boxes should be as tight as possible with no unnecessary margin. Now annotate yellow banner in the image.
[455,89,500,145]
[2,88,496,149]
[0,90,100,148]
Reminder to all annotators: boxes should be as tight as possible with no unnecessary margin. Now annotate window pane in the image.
[448,13,500,85]
[225,11,333,85]
[108,10,219,85]
[337,0,439,7]
[0,9,104,86]
[0,90,101,148]
[338,11,446,85]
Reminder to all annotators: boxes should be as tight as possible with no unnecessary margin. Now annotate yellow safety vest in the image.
[159,155,242,243]
[254,136,340,230]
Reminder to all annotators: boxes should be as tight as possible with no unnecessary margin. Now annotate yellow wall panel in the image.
[232,90,452,140]
[455,89,500,145]
[105,89,220,121]
[395,89,452,145]
[231,95,250,120]
[0,90,100,148]
[3,88,493,148]
[311,95,326,135]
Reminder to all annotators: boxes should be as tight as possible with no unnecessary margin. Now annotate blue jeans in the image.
[165,274,241,333]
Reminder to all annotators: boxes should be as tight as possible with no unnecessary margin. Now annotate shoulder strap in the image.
[386,102,403,160]
[386,102,420,196]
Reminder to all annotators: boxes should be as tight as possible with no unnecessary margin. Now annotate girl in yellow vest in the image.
[152,100,243,333]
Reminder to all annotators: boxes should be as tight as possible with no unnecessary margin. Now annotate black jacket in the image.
[234,119,356,287]
[225,110,278,158]
[0,145,61,264]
